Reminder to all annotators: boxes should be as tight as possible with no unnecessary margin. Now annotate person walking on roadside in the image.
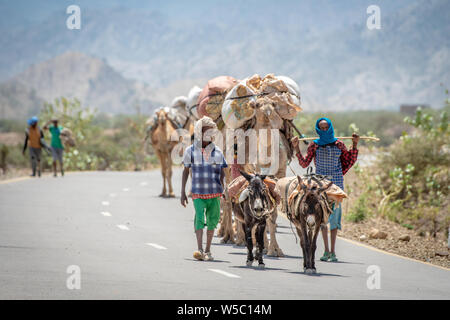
[44,119,64,177]
[291,117,359,262]
[23,116,45,177]
[180,116,228,261]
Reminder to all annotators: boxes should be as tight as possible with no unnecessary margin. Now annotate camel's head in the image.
[156,109,168,125]
[297,176,333,228]
[239,170,271,218]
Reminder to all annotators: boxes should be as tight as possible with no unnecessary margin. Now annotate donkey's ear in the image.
[297,176,307,191]
[240,170,253,182]
[320,181,334,192]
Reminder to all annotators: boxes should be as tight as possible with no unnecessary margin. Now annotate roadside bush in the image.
[351,98,449,237]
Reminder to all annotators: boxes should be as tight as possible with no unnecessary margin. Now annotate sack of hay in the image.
[197,76,239,121]
[60,128,76,147]
[222,80,257,129]
[276,175,347,216]
[168,96,189,127]
[187,86,202,120]
[247,74,302,120]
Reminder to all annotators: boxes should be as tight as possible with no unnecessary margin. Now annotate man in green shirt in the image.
[44,119,64,177]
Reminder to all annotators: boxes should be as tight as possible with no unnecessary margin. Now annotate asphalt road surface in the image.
[0,169,449,299]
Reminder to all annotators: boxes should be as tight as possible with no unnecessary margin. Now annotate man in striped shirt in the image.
[181,116,228,261]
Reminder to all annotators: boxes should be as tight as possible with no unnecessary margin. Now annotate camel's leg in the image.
[235,221,246,246]
[219,169,235,244]
[166,151,175,197]
[266,208,284,257]
[155,150,167,197]
[217,210,225,237]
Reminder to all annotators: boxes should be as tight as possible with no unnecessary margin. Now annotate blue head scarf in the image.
[27,116,38,126]
[314,117,337,146]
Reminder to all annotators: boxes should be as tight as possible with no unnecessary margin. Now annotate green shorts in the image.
[193,197,221,231]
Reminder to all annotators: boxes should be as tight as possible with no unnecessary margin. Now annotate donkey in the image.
[290,175,333,274]
[232,171,274,269]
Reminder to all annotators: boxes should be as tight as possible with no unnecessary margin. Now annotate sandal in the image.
[320,251,330,261]
[329,252,338,262]
[193,250,204,261]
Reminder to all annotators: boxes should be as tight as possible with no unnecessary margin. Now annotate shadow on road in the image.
[287,271,347,277]
[183,258,231,263]
[230,265,288,272]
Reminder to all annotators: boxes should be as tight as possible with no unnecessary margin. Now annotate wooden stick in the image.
[297,136,380,142]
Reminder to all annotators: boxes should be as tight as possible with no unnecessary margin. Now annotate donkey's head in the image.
[297,176,333,228]
[239,170,271,218]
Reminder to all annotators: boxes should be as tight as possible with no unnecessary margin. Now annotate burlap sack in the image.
[276,175,347,216]
[60,128,75,147]
[227,175,280,205]
[198,76,238,120]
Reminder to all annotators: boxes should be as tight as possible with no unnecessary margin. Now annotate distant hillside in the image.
[0,52,160,119]
[0,0,448,114]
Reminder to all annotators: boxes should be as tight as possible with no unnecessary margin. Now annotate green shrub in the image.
[346,193,369,222]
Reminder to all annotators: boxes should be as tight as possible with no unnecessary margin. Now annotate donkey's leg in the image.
[305,228,315,274]
[301,226,312,272]
[256,222,266,269]
[245,223,254,266]
[310,224,321,273]
[297,227,307,271]
[266,208,284,257]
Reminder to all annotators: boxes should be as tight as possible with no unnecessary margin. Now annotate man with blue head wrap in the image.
[291,117,360,262]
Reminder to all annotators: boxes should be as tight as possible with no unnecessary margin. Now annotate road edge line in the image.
[278,210,449,272]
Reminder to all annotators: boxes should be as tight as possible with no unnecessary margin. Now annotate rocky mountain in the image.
[0,0,448,117]
[0,52,159,119]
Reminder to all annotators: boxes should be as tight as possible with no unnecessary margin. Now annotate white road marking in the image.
[102,201,110,206]
[109,193,117,197]
[123,188,130,192]
[117,224,130,231]
[101,211,111,217]
[140,182,148,186]
[208,269,241,278]
[146,243,167,250]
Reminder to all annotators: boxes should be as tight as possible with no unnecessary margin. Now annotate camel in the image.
[218,101,292,257]
[148,108,178,197]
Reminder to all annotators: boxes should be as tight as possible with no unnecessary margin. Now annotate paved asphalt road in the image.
[0,169,449,299]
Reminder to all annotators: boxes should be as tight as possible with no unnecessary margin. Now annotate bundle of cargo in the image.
[186,86,203,120]
[197,76,239,121]
[221,74,302,130]
[276,175,347,221]
[222,79,257,129]
[60,128,76,147]
[247,74,301,120]
[167,96,189,128]
[227,174,280,204]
